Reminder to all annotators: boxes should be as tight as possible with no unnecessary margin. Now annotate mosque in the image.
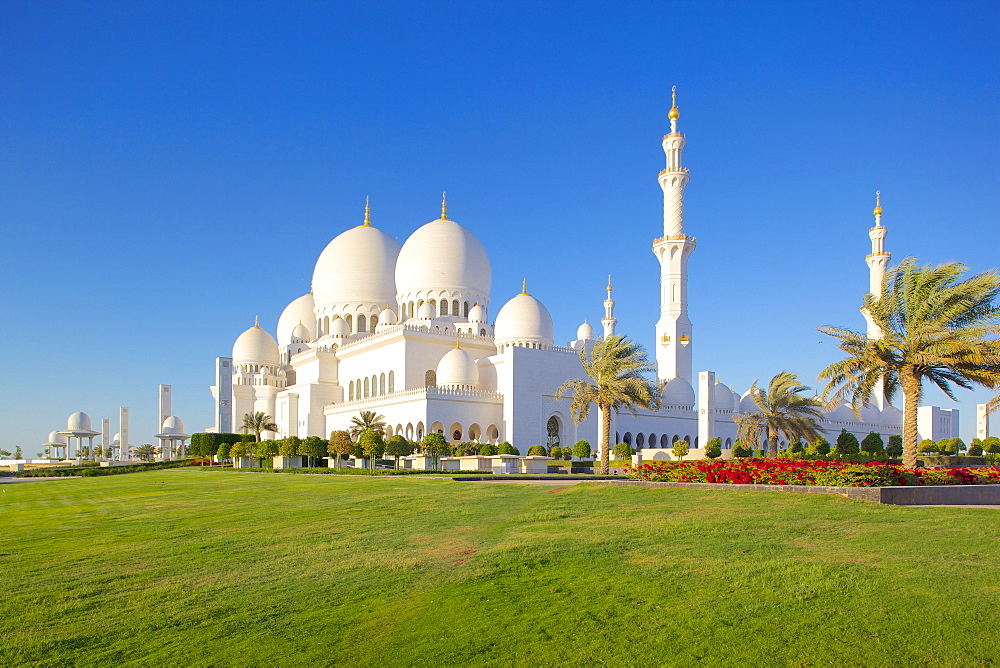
[209,89,958,458]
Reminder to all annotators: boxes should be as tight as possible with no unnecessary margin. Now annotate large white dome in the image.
[711,381,735,411]
[66,411,92,432]
[436,345,480,388]
[233,323,280,365]
[738,390,758,414]
[161,416,187,434]
[576,321,594,340]
[395,217,491,303]
[661,377,695,408]
[277,293,315,346]
[312,223,401,310]
[494,291,555,347]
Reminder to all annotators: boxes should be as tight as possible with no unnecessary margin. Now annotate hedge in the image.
[17,459,193,478]
[198,466,493,476]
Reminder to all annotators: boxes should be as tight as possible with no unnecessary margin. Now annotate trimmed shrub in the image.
[704,437,723,459]
[886,435,903,458]
[479,443,497,456]
[834,430,860,456]
[613,442,635,460]
[573,440,592,459]
[860,432,885,456]
[808,436,831,457]
[732,441,752,458]
[497,442,519,455]
[526,445,547,456]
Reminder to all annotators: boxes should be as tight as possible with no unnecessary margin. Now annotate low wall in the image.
[594,480,1000,505]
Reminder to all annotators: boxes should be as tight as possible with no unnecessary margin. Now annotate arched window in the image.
[358,315,367,333]
[429,299,436,315]
[345,314,352,332]
[363,377,369,398]
[388,371,395,393]
[371,375,377,396]
[636,433,645,447]
[648,433,655,448]
[425,370,436,387]
[671,434,679,444]
[440,300,449,315]
[380,373,386,395]
[462,301,469,317]
[684,435,691,445]
[725,438,732,448]
[660,434,669,448]
[323,316,329,335]
[623,432,632,445]
[480,328,486,336]
[349,381,354,401]
[370,315,378,331]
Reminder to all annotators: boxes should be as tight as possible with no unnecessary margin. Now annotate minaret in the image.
[602,275,617,338]
[652,86,695,383]
[863,191,891,408]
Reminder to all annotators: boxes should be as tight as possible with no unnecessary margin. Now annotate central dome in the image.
[395,217,491,308]
[313,223,401,311]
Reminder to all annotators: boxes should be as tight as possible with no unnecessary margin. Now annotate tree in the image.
[135,444,156,461]
[421,433,449,469]
[672,439,690,462]
[787,439,805,455]
[732,441,752,458]
[217,441,231,463]
[936,438,955,456]
[278,436,301,458]
[526,445,546,456]
[833,430,860,456]
[886,434,903,459]
[951,437,967,453]
[613,442,636,460]
[819,258,1000,468]
[229,441,246,466]
[13,446,22,459]
[300,436,326,468]
[550,445,563,459]
[384,434,411,469]
[349,410,386,439]
[0,449,11,458]
[556,335,659,475]
[984,436,1000,463]
[497,442,519,455]
[969,439,984,457]
[860,432,885,456]
[733,371,825,458]
[807,436,831,457]
[328,430,354,469]
[572,440,592,460]
[480,443,498,456]
[242,412,278,442]
[256,440,279,466]
[704,437,723,459]
[359,429,385,470]
[918,439,938,456]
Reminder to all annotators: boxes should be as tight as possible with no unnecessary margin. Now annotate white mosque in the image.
[209,89,959,458]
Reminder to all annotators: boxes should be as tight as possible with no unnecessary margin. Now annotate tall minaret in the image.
[602,275,617,338]
[863,191,891,408]
[652,86,695,383]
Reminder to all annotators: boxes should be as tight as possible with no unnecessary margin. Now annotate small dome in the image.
[494,292,555,346]
[738,390,758,414]
[577,321,594,340]
[436,345,479,388]
[661,377,695,407]
[233,322,280,365]
[161,416,186,434]
[827,402,857,423]
[66,411,92,432]
[276,293,315,346]
[860,403,882,424]
[880,403,903,425]
[290,323,310,342]
[112,432,121,445]
[711,382,735,411]
[396,217,491,300]
[330,316,350,337]
[47,430,66,444]
[379,306,397,325]
[312,224,401,310]
[468,303,487,323]
[417,301,435,319]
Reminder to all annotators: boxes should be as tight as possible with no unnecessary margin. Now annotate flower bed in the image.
[626,459,1000,487]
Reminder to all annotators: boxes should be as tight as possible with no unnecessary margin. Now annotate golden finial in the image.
[607,274,613,292]
[253,315,260,329]
[363,196,371,226]
[668,85,680,121]
[441,192,448,220]
[521,278,528,295]
[873,190,882,217]
[455,339,461,350]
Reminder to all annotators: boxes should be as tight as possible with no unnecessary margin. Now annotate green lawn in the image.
[2,470,998,666]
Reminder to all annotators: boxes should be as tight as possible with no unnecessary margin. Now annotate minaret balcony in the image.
[653,234,697,245]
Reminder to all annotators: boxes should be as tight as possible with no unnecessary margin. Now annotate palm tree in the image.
[819,258,1000,468]
[242,412,278,442]
[556,335,659,475]
[349,410,386,439]
[733,371,825,458]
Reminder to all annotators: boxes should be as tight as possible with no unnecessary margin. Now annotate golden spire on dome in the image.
[873,190,882,217]
[363,196,371,227]
[455,339,461,350]
[253,315,260,329]
[521,279,528,295]
[441,192,448,220]
[668,85,680,121]
[607,274,613,293]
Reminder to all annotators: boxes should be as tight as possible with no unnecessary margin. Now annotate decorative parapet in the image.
[658,168,690,176]
[653,235,697,245]
[334,323,496,354]
[324,386,503,413]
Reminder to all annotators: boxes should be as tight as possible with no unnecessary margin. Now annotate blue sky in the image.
[2,1,998,450]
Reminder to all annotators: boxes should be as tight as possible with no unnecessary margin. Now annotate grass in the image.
[2,470,999,666]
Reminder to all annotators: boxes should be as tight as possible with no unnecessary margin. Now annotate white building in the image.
[211,89,957,457]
